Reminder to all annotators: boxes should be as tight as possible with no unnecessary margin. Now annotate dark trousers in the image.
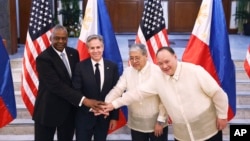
[131,126,168,141]
[75,112,110,141]
[174,130,222,141]
[34,114,75,141]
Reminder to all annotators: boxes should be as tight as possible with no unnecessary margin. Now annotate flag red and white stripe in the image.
[21,0,53,115]
[135,0,169,63]
[244,45,250,78]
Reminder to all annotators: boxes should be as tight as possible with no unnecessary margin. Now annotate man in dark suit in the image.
[72,34,119,141]
[33,25,104,141]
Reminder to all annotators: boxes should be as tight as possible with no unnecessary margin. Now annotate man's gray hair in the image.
[86,34,104,43]
[129,43,147,56]
[51,24,68,37]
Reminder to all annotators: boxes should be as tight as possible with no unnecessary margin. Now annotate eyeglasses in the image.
[129,57,141,62]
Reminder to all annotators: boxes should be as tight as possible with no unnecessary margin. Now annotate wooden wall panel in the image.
[168,0,201,33]
[168,0,231,33]
[104,0,116,30]
[105,0,144,33]
[19,0,32,44]
[9,0,18,54]
[17,0,234,39]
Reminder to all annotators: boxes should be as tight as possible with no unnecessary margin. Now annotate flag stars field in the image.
[136,0,169,63]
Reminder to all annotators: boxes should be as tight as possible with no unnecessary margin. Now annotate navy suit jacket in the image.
[73,58,119,120]
[33,46,83,126]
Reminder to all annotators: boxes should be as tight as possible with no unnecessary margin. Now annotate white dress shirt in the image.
[106,62,167,132]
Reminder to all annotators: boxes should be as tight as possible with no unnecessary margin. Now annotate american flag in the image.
[21,0,54,115]
[135,0,169,63]
[244,45,250,78]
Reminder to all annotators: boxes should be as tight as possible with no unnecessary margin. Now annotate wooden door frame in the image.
[9,0,18,54]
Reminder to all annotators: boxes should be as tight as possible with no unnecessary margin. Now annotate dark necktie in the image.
[95,63,100,90]
[61,52,71,77]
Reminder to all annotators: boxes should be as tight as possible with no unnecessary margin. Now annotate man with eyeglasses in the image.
[105,43,168,141]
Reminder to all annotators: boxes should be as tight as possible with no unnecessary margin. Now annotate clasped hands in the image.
[83,98,114,117]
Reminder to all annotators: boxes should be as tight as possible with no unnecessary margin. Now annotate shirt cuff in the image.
[78,96,85,107]
[157,116,166,123]
[217,114,228,119]
[112,101,120,109]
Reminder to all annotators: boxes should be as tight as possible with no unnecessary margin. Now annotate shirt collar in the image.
[167,61,181,81]
[140,61,149,74]
[91,58,104,67]
[132,61,149,74]
[52,46,66,56]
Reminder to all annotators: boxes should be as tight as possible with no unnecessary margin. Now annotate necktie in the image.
[95,63,101,91]
[60,52,72,77]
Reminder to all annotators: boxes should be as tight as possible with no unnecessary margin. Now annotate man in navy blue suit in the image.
[72,34,119,141]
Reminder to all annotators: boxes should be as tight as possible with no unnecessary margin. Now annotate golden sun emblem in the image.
[196,4,208,25]
[82,8,93,30]
[195,3,209,40]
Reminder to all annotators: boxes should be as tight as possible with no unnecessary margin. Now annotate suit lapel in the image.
[65,48,74,72]
[102,60,110,93]
[86,59,98,87]
[48,47,64,66]
[48,47,71,79]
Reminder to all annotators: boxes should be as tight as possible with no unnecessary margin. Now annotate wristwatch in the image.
[157,121,165,126]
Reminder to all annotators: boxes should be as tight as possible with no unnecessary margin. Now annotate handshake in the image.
[83,98,114,117]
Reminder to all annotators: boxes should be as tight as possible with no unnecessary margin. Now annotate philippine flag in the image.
[244,45,250,78]
[0,36,17,128]
[182,0,236,121]
[76,0,127,133]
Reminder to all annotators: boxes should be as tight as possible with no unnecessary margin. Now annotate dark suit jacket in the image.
[33,46,83,126]
[72,58,119,123]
